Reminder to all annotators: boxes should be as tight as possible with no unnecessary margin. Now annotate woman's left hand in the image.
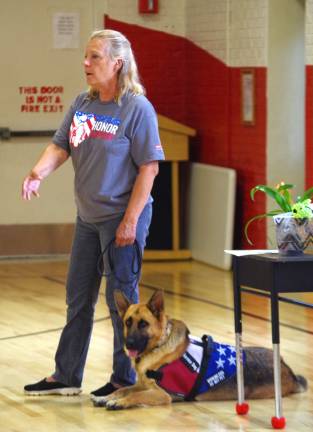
[115,219,137,247]
[114,162,158,247]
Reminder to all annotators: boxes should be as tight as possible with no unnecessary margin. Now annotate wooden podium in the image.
[144,114,196,261]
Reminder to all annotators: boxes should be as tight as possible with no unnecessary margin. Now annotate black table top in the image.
[235,252,313,263]
[233,252,313,293]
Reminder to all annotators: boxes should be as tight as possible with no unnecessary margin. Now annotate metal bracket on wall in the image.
[0,128,56,140]
[0,128,11,140]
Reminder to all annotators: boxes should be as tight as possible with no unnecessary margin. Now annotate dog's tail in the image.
[294,375,308,393]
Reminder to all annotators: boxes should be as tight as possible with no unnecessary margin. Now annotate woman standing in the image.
[22,29,164,403]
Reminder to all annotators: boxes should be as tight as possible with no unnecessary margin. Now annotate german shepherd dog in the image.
[97,290,307,410]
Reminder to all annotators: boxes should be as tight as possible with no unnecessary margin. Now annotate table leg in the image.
[235,332,247,409]
[233,259,249,415]
[270,292,286,429]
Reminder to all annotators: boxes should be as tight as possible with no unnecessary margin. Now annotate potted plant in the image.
[244,182,313,254]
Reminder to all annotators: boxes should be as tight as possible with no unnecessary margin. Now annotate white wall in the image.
[306,0,313,64]
[267,0,305,245]
[228,0,268,67]
[103,0,186,36]
[2,138,76,224]
[186,0,228,63]
[185,0,268,66]
[1,0,188,132]
[1,0,95,225]
[1,0,93,131]
[0,0,187,225]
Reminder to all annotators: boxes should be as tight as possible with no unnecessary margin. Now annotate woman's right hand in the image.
[22,172,42,200]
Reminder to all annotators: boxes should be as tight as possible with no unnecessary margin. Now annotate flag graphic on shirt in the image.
[70,112,96,147]
[69,111,121,147]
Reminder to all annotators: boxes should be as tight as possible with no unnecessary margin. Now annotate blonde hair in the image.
[88,29,145,103]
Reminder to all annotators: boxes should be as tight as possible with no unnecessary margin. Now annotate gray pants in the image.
[52,204,152,387]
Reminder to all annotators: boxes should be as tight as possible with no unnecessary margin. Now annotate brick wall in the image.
[228,0,267,247]
[104,0,186,36]
[185,0,228,63]
[306,0,313,65]
[104,18,188,123]
[305,65,313,187]
[105,12,267,248]
[228,67,267,248]
[185,0,268,247]
[105,1,268,248]
[228,0,267,67]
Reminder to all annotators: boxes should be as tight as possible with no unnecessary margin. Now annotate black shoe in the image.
[90,382,118,403]
[24,378,82,396]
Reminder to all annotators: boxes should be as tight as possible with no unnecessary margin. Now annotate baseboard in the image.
[0,223,191,259]
[0,224,75,255]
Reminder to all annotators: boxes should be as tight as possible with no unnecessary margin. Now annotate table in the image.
[232,252,313,429]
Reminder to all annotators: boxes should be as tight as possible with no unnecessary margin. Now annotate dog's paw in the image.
[91,392,116,407]
[105,399,126,410]
[92,399,107,408]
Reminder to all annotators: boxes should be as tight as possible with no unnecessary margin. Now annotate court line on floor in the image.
[2,278,312,341]
[0,317,111,341]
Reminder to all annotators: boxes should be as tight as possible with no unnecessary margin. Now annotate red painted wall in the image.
[228,68,267,248]
[105,16,267,248]
[104,18,188,123]
[306,65,313,188]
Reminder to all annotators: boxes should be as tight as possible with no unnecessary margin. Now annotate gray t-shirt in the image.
[53,91,165,223]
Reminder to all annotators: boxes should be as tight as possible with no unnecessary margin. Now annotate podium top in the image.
[157,114,196,137]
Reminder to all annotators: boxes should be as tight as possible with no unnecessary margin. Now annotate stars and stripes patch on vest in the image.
[147,335,243,399]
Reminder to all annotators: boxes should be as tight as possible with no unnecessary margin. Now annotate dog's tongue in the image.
[128,349,139,358]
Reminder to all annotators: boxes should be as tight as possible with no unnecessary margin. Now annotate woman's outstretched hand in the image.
[22,172,42,200]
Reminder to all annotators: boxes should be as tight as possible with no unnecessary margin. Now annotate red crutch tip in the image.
[271,416,286,429]
[236,402,249,415]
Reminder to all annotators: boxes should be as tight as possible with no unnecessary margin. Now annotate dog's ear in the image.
[114,290,130,318]
[147,289,164,319]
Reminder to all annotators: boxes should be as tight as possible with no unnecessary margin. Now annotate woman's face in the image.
[84,38,121,89]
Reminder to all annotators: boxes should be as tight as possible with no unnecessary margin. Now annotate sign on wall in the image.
[1,1,92,132]
[53,12,80,49]
[19,86,64,114]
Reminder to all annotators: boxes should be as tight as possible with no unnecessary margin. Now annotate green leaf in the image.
[244,209,282,245]
[277,183,294,206]
[250,185,274,201]
[299,186,313,202]
[276,183,294,192]
[250,185,291,212]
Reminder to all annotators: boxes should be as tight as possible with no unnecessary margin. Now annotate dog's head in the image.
[114,290,167,360]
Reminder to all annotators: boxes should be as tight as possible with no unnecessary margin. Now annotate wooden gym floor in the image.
[1,257,313,431]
